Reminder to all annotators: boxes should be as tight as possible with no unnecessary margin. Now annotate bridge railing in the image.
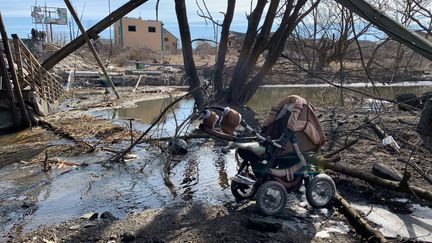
[11,34,64,103]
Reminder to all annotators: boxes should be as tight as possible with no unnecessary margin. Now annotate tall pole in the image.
[44,4,49,42]
[0,12,32,126]
[108,0,113,57]
[64,0,120,99]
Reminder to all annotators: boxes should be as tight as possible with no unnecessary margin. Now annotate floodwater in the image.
[1,83,432,239]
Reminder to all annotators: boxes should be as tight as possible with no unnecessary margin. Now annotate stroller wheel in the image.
[231,181,256,201]
[256,181,288,216]
[306,174,335,208]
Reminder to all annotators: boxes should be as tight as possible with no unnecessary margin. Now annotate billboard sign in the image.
[31,6,68,25]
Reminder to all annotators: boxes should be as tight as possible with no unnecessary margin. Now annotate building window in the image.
[128,25,136,32]
[148,26,156,33]
[164,37,169,41]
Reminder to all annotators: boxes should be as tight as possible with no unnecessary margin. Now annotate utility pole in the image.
[64,0,120,99]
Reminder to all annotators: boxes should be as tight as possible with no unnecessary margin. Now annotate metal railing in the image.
[12,35,63,102]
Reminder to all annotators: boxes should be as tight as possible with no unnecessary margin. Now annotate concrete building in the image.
[114,17,178,51]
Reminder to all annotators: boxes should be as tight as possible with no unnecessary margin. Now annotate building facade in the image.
[114,17,178,51]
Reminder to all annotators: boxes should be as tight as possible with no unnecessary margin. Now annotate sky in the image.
[0,0,254,42]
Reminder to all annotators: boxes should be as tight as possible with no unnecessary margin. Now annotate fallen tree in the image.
[316,157,432,201]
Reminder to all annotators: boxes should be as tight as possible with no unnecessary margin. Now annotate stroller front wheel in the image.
[256,181,288,216]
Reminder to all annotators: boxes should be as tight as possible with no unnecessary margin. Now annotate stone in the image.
[372,162,402,181]
[100,211,117,220]
[82,222,96,228]
[80,212,98,221]
[168,138,188,155]
[68,225,80,230]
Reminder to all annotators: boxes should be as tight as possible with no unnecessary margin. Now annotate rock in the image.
[100,211,117,220]
[80,212,98,221]
[121,231,136,242]
[68,225,80,230]
[124,153,138,161]
[168,138,188,155]
[246,216,283,233]
[82,222,96,228]
[395,93,422,111]
[372,162,402,181]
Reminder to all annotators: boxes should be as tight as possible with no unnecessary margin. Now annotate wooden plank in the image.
[42,0,149,70]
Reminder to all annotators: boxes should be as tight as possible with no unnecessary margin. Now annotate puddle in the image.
[0,138,238,238]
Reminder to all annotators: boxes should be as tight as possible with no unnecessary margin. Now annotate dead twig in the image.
[106,88,198,163]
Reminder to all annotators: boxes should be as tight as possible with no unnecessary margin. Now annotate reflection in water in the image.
[215,155,229,189]
[180,158,199,201]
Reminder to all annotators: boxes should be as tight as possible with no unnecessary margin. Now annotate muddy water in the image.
[2,83,432,238]
[248,82,432,112]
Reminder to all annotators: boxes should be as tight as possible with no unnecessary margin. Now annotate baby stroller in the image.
[199,95,335,215]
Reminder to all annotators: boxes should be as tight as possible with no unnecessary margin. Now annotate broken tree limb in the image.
[317,159,432,201]
[141,134,210,143]
[107,88,197,163]
[396,158,432,186]
[64,0,120,99]
[336,192,387,243]
[323,139,359,158]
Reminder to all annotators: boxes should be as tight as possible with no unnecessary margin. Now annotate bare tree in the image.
[174,0,206,108]
[226,0,320,104]
[213,0,236,94]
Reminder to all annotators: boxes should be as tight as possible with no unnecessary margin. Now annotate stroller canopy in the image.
[261,95,326,154]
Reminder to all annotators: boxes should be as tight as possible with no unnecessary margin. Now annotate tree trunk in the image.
[174,0,205,108]
[227,0,267,104]
[213,0,236,93]
[318,159,432,201]
[239,0,310,103]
